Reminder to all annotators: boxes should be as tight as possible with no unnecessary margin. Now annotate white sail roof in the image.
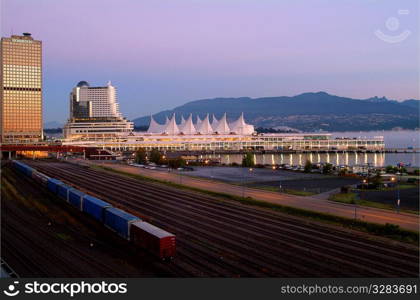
[196,115,202,126]
[214,113,231,134]
[229,112,254,135]
[179,114,197,135]
[164,116,170,125]
[196,114,213,134]
[147,112,253,135]
[163,113,180,135]
[147,115,165,133]
[211,114,219,129]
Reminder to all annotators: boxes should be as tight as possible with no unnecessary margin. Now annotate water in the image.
[208,152,418,167]
[203,130,420,167]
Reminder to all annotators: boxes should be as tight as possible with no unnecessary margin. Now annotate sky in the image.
[1,0,419,124]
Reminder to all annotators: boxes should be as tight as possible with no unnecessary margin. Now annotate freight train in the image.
[11,160,176,260]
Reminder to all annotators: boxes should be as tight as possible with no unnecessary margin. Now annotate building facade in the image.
[64,115,384,153]
[64,81,133,140]
[0,33,43,144]
[69,80,122,118]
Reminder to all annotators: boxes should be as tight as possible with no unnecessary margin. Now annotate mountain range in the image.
[132,92,419,132]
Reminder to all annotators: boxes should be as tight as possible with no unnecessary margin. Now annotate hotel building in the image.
[63,81,133,140]
[0,33,43,143]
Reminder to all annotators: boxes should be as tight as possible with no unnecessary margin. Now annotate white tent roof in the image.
[229,112,254,135]
[147,112,253,135]
[196,115,202,125]
[211,114,219,129]
[214,113,231,134]
[147,115,165,133]
[163,113,180,135]
[196,114,213,134]
[179,114,197,135]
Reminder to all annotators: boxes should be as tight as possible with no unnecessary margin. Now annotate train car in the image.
[47,178,64,194]
[31,170,50,186]
[130,221,176,259]
[104,207,140,239]
[14,161,33,177]
[23,165,34,177]
[82,195,112,222]
[68,189,85,210]
[13,161,25,174]
[57,184,74,201]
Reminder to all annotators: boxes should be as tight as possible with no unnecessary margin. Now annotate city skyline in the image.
[1,0,418,123]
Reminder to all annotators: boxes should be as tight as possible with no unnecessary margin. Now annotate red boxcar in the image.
[130,221,176,259]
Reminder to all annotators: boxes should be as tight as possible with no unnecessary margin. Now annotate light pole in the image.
[272,165,282,192]
[391,175,400,213]
[242,168,245,198]
[242,167,253,198]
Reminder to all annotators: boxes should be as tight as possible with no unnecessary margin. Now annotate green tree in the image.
[322,163,333,174]
[242,152,255,168]
[149,148,162,164]
[385,165,396,173]
[339,168,348,176]
[168,157,186,169]
[134,148,147,164]
[304,160,312,173]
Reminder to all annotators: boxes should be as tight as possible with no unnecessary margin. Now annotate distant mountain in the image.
[44,121,63,129]
[133,92,419,132]
[401,99,420,109]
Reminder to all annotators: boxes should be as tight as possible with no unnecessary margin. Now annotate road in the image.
[87,162,419,231]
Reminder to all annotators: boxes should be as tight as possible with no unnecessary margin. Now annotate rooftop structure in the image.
[146,112,255,135]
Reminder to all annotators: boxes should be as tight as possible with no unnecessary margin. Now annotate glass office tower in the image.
[0,33,43,144]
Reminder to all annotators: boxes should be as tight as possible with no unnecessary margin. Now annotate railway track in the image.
[2,166,191,277]
[25,161,419,277]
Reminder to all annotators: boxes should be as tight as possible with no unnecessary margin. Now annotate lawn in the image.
[329,192,418,214]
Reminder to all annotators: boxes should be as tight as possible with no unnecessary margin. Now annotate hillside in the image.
[133,92,419,132]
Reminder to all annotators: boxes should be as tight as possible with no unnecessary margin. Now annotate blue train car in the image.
[24,166,34,177]
[68,189,85,210]
[82,195,112,222]
[47,178,64,194]
[13,161,25,173]
[104,207,140,239]
[57,184,73,201]
[32,170,50,186]
[13,161,33,177]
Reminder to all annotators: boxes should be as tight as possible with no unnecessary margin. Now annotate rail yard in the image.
[2,159,418,278]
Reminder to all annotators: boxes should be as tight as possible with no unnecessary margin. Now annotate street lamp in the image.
[242,167,253,198]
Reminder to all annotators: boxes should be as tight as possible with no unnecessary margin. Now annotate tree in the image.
[149,148,162,164]
[385,165,395,173]
[242,152,255,168]
[135,148,147,164]
[339,168,348,176]
[168,157,186,169]
[304,160,312,173]
[371,170,382,188]
[322,163,333,174]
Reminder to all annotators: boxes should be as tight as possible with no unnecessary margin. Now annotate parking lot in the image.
[182,167,360,194]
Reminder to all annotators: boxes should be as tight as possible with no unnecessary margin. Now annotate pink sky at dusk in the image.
[1,0,418,123]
